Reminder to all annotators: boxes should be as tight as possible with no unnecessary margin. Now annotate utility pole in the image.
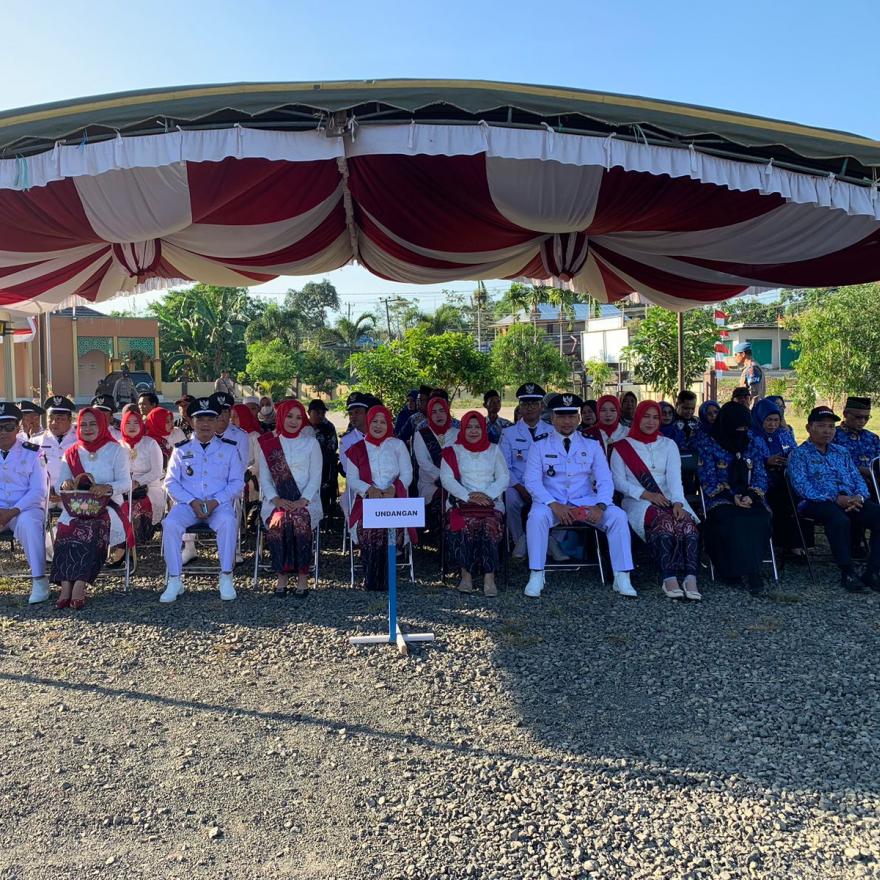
[677,312,686,393]
[384,298,393,339]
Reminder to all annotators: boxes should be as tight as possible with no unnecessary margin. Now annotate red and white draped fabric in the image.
[0,124,878,312]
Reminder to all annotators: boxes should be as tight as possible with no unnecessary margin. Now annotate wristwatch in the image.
[596,502,607,511]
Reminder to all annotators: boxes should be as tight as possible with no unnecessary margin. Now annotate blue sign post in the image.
[349,499,434,654]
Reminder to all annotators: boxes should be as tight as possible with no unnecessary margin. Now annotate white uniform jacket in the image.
[257,434,323,530]
[0,439,48,514]
[524,429,613,508]
[33,429,77,495]
[609,436,698,541]
[499,419,551,487]
[440,444,510,512]
[219,423,250,472]
[164,436,245,507]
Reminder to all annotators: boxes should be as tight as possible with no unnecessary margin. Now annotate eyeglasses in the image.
[0,421,19,432]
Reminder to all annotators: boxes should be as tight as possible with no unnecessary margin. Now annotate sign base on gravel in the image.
[350,500,434,655]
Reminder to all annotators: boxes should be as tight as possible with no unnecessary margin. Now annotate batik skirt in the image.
[358,527,405,591]
[50,514,110,585]
[446,509,504,575]
[266,506,313,575]
[644,507,700,579]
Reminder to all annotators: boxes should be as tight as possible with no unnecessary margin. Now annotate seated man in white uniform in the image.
[160,396,245,603]
[34,396,77,505]
[0,404,50,604]
[18,401,44,440]
[338,392,371,519]
[523,393,636,599]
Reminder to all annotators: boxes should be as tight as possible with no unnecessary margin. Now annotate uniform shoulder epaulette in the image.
[21,441,39,451]
[174,439,190,448]
[220,437,237,445]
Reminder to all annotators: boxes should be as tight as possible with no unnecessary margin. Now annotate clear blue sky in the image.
[4,0,877,315]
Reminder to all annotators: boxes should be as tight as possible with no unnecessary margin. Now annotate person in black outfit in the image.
[308,399,340,521]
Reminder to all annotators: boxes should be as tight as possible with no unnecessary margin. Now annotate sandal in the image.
[682,578,702,601]
[661,579,685,599]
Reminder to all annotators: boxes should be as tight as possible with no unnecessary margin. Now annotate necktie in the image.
[1,450,7,460]
[529,427,536,440]
[563,437,571,453]
[201,443,210,451]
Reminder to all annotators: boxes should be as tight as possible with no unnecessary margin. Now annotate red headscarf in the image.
[120,409,146,447]
[365,405,394,446]
[232,403,261,434]
[427,397,452,436]
[145,408,173,453]
[275,399,307,438]
[456,410,490,453]
[596,395,622,437]
[626,400,662,444]
[73,406,115,455]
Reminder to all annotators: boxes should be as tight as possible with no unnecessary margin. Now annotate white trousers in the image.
[526,502,633,572]
[162,502,237,577]
[6,509,46,578]
[504,487,528,541]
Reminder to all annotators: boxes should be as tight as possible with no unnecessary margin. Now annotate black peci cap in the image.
[546,392,584,413]
[18,400,44,415]
[44,395,75,414]
[0,402,22,421]
[515,383,546,401]
[91,395,116,413]
[188,396,220,418]
[210,392,234,410]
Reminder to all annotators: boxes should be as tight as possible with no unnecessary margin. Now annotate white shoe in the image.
[160,576,184,603]
[547,536,571,562]
[612,571,638,598]
[28,577,50,604]
[219,573,237,601]
[512,535,527,558]
[181,542,198,566]
[524,570,545,598]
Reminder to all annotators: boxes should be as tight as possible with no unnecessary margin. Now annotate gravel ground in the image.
[0,531,879,880]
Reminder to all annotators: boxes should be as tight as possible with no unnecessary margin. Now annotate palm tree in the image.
[506,282,547,341]
[417,303,466,336]
[327,311,376,378]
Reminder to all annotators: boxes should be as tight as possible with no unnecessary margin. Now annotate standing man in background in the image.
[734,343,765,403]
[112,365,136,408]
[214,369,236,399]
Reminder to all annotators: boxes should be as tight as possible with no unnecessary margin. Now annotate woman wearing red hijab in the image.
[256,399,323,596]
[609,401,701,600]
[344,405,413,591]
[52,407,131,609]
[588,394,629,455]
[412,394,459,539]
[144,407,179,462]
[440,411,510,596]
[118,408,165,550]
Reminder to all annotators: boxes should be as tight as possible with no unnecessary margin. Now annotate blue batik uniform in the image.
[788,441,868,507]
[833,426,880,473]
[486,416,513,445]
[697,433,769,511]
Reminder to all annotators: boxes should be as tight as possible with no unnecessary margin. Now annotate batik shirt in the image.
[833,426,880,471]
[697,433,769,511]
[485,416,513,445]
[788,441,869,503]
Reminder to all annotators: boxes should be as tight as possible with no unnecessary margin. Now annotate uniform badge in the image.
[199,398,210,408]
[526,384,535,394]
[547,464,556,477]
[185,465,194,476]
[562,395,573,406]
[0,404,5,416]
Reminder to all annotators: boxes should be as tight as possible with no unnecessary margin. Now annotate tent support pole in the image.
[1,310,14,400]
[677,312,685,393]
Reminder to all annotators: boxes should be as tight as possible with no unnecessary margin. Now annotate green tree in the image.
[401,328,495,397]
[326,311,376,378]
[149,284,257,381]
[726,297,784,325]
[285,279,340,332]
[350,342,421,412]
[416,302,467,335]
[787,283,880,409]
[298,340,347,396]
[622,307,717,398]
[490,324,570,390]
[245,338,298,398]
[582,359,614,394]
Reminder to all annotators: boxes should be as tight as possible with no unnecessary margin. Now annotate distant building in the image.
[0,306,161,403]
[492,303,594,360]
[723,322,797,371]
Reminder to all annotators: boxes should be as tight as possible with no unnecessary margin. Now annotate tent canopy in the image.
[0,79,878,314]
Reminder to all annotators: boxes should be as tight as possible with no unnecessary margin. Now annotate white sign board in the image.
[363,497,425,528]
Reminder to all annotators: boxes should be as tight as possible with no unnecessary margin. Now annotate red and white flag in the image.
[714,309,729,326]
[714,341,730,354]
